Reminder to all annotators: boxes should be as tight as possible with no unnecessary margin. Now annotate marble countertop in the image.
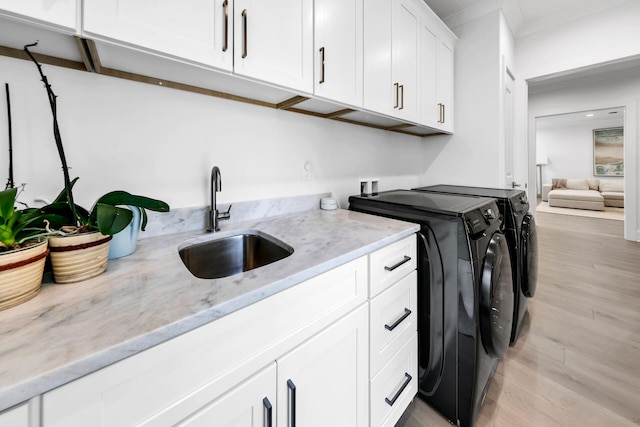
[0,208,418,412]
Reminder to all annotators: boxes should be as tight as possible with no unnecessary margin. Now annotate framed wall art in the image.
[593,127,624,177]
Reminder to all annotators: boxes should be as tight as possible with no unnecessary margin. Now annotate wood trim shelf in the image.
[1,37,447,138]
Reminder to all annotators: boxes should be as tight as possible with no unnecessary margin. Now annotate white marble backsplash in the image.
[141,193,331,239]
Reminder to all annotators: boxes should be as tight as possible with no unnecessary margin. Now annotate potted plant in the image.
[0,187,50,310]
[24,42,170,284]
[38,178,169,283]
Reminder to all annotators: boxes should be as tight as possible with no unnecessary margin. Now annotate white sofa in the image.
[541,178,624,211]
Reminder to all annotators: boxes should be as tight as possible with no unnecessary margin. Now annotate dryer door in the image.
[480,231,514,359]
[520,213,538,298]
[416,227,445,396]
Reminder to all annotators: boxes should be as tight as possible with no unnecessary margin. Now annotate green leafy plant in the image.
[24,43,169,237]
[0,187,51,250]
[40,177,169,236]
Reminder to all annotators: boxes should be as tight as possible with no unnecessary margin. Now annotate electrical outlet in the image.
[302,162,312,181]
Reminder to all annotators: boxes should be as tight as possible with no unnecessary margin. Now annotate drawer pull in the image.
[385,372,412,406]
[263,397,273,427]
[287,379,296,427]
[384,255,411,272]
[241,9,248,58]
[222,0,229,52]
[385,308,412,331]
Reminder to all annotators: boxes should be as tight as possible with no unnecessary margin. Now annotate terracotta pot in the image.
[48,231,112,284]
[0,240,49,311]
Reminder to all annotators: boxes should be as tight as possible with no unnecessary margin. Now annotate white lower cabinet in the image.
[368,235,418,427]
[370,334,418,427]
[37,236,419,427]
[173,304,369,427]
[42,257,368,427]
[176,363,277,427]
[0,402,29,427]
[277,304,369,427]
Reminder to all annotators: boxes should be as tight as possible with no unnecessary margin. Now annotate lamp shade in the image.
[536,154,548,165]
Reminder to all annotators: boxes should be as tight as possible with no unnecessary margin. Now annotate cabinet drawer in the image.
[370,270,417,375]
[370,332,418,427]
[369,235,416,298]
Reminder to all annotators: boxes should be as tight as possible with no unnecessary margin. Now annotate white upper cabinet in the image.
[364,0,420,123]
[83,0,233,71]
[313,0,363,107]
[436,35,455,133]
[233,0,313,94]
[363,0,393,116]
[391,0,420,123]
[0,0,77,32]
[365,0,456,133]
[419,8,456,132]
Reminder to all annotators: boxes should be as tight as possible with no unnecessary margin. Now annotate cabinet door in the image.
[419,21,438,128]
[175,363,276,427]
[436,36,454,132]
[363,0,392,115]
[83,0,233,70]
[234,0,313,93]
[0,0,76,31]
[277,304,369,427]
[314,0,363,107]
[0,403,29,427]
[391,0,420,123]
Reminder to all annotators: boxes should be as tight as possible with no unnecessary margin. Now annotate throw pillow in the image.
[551,178,567,189]
[587,179,599,190]
[566,179,589,190]
[599,180,623,192]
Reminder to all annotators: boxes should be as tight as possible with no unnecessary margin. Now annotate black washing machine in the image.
[412,185,538,344]
[348,190,513,427]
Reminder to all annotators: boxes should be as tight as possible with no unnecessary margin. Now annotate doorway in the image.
[526,65,639,241]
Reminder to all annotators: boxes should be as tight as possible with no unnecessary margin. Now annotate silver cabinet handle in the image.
[319,47,325,84]
[438,103,444,123]
[263,397,273,427]
[399,84,404,110]
[287,379,296,427]
[222,0,229,52]
[441,103,445,123]
[385,372,412,406]
[241,9,248,58]
[385,308,412,331]
[384,255,411,271]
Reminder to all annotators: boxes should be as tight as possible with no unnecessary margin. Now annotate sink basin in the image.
[179,230,294,279]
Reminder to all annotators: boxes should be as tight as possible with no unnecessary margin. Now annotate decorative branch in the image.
[5,83,13,190]
[24,42,78,226]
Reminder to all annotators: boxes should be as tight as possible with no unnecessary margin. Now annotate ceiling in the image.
[536,107,625,130]
[422,0,630,37]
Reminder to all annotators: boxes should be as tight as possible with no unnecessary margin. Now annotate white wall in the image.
[420,10,504,187]
[516,1,640,81]
[0,55,428,212]
[537,116,624,184]
[515,0,640,241]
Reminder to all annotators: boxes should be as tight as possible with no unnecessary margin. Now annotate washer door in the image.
[520,213,538,298]
[416,227,445,396]
[480,231,514,359]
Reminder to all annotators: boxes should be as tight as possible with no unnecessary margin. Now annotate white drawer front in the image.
[370,333,418,427]
[370,271,417,375]
[369,235,417,298]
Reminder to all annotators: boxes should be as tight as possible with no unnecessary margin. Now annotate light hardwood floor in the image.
[397,212,640,427]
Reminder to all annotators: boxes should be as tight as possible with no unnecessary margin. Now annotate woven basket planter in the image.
[0,240,49,311]
[48,232,112,284]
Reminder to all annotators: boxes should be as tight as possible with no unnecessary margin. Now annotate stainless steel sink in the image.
[179,230,294,279]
